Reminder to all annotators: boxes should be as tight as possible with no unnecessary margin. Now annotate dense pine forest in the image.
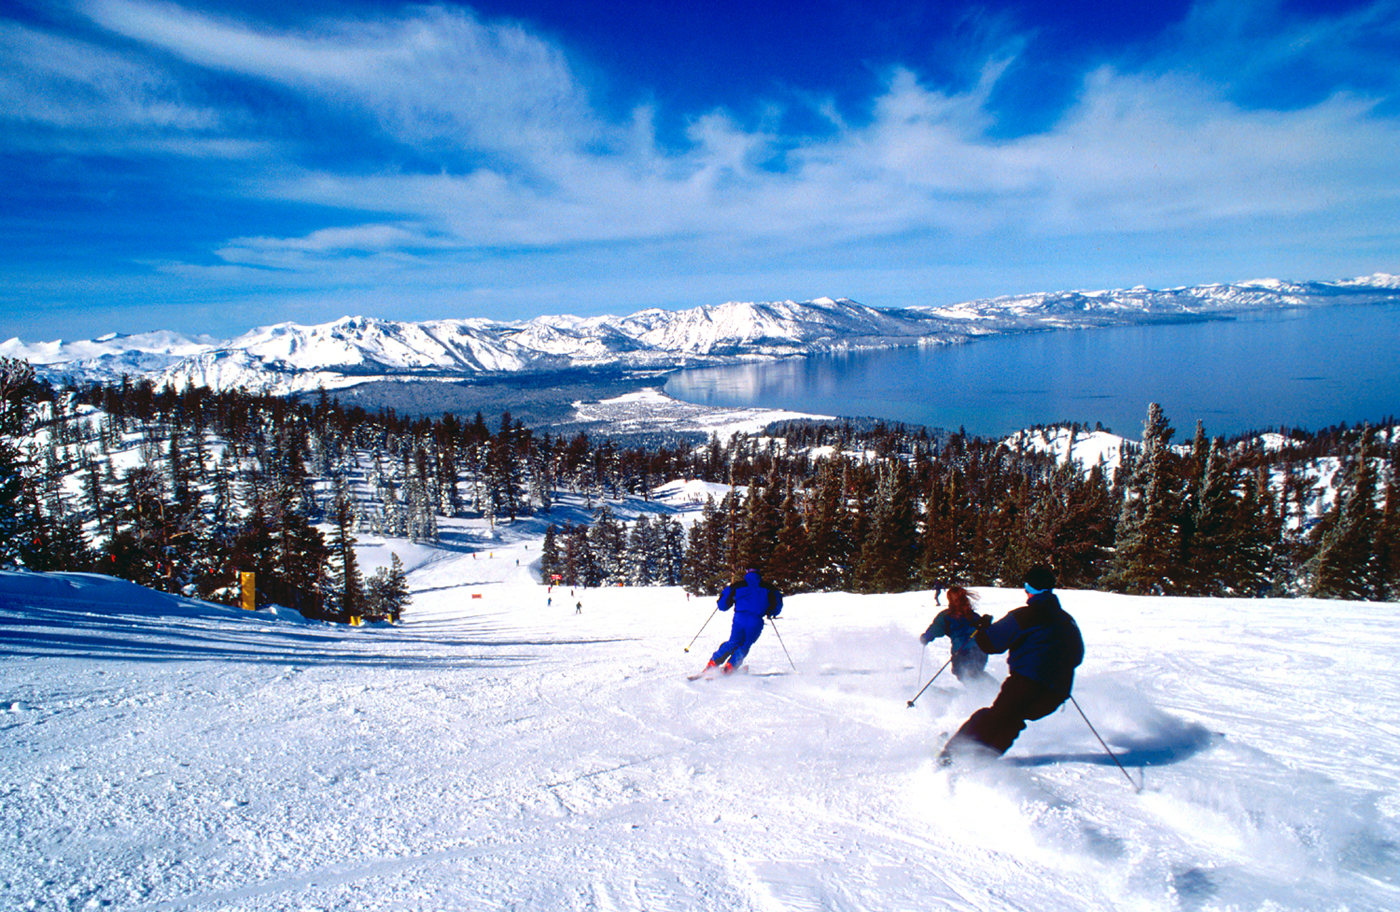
[1,357,1397,622]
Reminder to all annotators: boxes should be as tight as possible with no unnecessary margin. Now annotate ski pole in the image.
[683,607,718,653]
[907,657,953,707]
[1069,695,1142,793]
[768,617,797,671]
[917,642,926,687]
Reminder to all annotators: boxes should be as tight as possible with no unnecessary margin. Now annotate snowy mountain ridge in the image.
[7,274,1399,393]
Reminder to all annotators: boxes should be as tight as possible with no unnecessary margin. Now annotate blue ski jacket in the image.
[920,608,986,656]
[717,570,782,621]
[975,591,1083,694]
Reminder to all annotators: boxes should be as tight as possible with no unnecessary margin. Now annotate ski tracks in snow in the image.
[4,574,1400,910]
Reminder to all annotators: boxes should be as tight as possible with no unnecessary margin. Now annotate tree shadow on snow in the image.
[0,603,629,669]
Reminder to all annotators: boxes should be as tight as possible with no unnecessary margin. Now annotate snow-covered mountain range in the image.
[6,274,1399,394]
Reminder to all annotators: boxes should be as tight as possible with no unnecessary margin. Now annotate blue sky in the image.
[2,0,1398,341]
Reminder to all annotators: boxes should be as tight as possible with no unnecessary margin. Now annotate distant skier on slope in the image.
[938,565,1083,765]
[702,569,782,675]
[919,585,996,687]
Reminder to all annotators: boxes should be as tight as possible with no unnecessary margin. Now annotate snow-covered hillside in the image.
[917,273,1400,333]
[8,298,952,394]
[9,274,1400,394]
[3,503,1398,911]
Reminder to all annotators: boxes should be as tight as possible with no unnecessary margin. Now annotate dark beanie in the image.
[1024,564,1057,591]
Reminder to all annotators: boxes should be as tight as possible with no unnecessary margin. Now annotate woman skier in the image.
[919,585,995,686]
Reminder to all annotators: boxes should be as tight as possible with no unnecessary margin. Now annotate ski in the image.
[687,664,747,681]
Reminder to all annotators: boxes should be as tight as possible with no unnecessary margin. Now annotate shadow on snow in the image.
[1008,721,1219,769]
[0,603,631,669]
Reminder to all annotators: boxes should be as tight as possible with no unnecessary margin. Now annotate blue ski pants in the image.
[710,615,764,667]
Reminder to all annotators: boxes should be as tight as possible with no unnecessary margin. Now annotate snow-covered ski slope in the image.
[3,547,1398,910]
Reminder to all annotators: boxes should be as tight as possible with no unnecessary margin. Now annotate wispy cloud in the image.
[228,57,1398,255]
[0,19,220,136]
[1,0,1396,338]
[83,0,606,162]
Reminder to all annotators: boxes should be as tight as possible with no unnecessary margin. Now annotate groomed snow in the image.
[2,528,1398,911]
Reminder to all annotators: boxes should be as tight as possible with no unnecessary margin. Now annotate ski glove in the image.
[975,614,993,630]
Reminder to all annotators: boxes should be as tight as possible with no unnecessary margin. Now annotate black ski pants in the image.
[944,672,1069,756]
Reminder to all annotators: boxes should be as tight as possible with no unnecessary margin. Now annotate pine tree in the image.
[737,480,782,573]
[588,505,625,583]
[626,514,656,586]
[327,487,364,619]
[563,523,600,587]
[365,553,411,621]
[540,524,561,585]
[272,485,329,615]
[842,463,874,590]
[657,517,687,587]
[918,468,982,589]
[1307,427,1382,599]
[528,439,553,514]
[1376,443,1400,600]
[229,488,330,618]
[18,509,93,572]
[856,459,918,592]
[764,489,809,593]
[1185,437,1236,595]
[987,471,1034,587]
[558,522,581,586]
[0,358,37,565]
[805,460,853,591]
[682,496,726,594]
[103,466,173,590]
[486,414,523,522]
[1229,464,1282,596]
[1104,403,1187,594]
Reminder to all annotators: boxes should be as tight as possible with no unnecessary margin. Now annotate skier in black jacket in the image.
[939,565,1083,764]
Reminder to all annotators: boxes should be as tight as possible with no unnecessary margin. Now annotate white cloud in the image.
[4,0,1392,329]
[0,20,220,134]
[82,0,605,161]
[56,1,1400,256]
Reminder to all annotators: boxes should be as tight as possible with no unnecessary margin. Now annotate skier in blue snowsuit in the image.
[706,569,782,674]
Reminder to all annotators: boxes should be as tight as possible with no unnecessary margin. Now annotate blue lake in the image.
[663,303,1400,439]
